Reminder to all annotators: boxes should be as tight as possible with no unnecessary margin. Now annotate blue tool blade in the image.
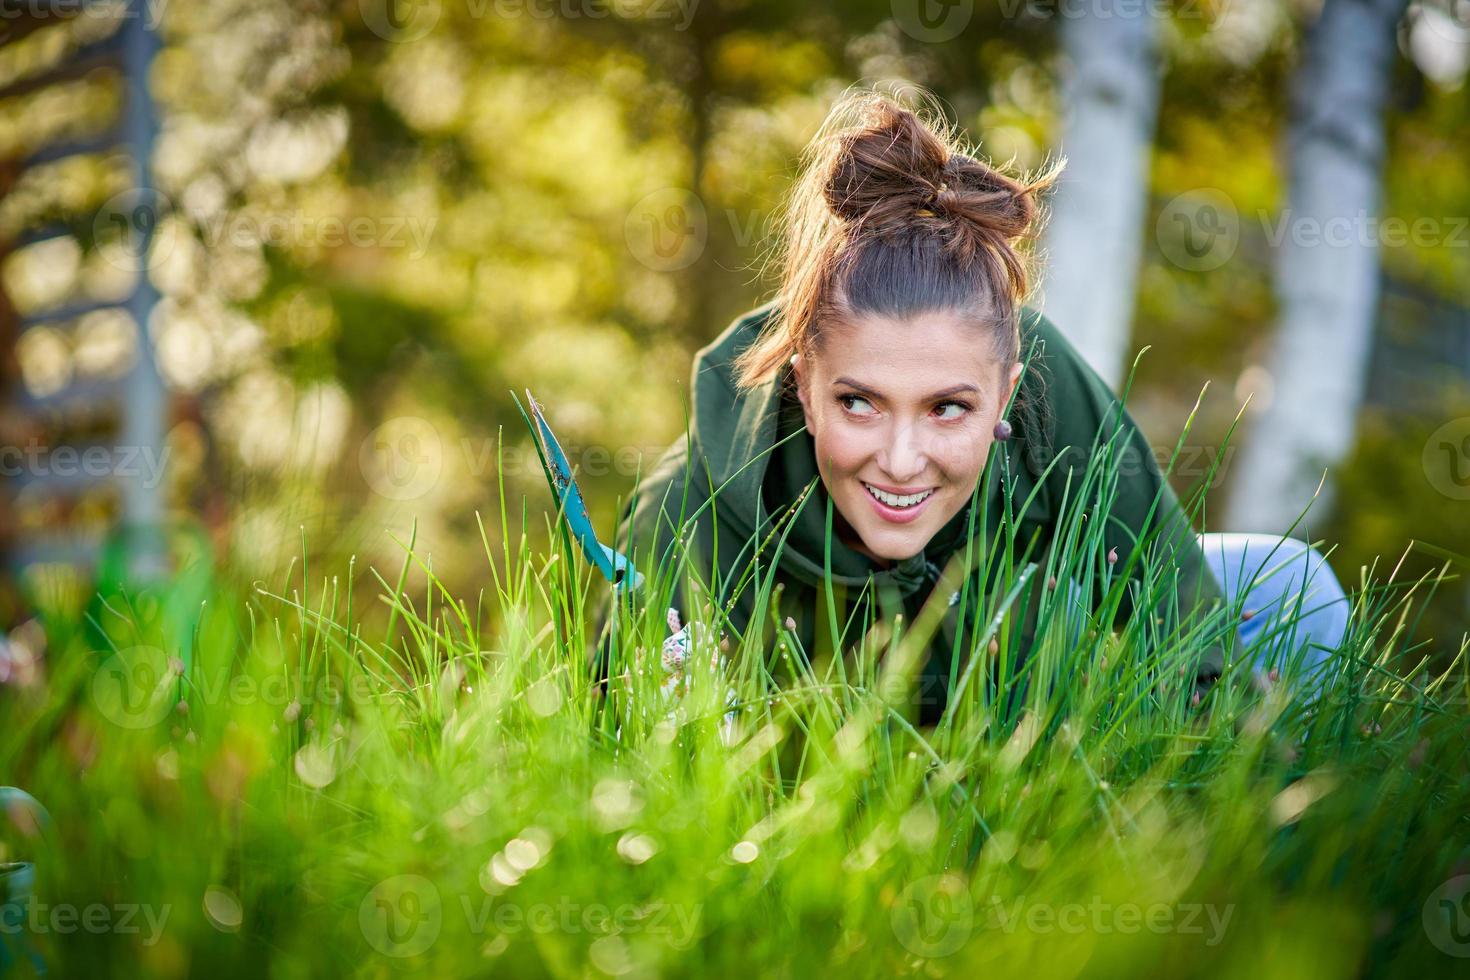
[526,391,642,591]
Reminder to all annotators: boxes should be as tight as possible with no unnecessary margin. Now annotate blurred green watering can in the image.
[1,788,51,976]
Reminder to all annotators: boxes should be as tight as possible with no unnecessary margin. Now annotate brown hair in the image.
[733,87,1063,392]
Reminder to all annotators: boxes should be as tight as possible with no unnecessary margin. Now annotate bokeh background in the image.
[1,0,1467,671]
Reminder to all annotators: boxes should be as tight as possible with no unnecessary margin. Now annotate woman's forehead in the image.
[812,312,1006,385]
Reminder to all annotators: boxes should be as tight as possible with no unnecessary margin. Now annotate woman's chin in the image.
[850,522,931,563]
[834,484,967,563]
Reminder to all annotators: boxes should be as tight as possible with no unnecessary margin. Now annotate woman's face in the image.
[792,311,1023,565]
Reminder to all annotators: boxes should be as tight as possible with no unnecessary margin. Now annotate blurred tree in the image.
[1226,0,1412,535]
[1040,0,1162,386]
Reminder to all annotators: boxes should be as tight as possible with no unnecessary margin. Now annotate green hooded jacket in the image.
[609,300,1232,723]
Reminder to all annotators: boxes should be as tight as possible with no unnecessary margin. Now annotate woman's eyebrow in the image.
[832,377,982,401]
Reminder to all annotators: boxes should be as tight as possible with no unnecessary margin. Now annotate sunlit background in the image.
[1,0,1467,669]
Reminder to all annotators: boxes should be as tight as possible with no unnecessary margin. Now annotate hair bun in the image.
[730,88,1064,394]
[817,95,1056,297]
[822,97,948,224]
[935,151,1037,242]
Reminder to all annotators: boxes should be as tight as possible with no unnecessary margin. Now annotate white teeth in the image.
[863,482,934,508]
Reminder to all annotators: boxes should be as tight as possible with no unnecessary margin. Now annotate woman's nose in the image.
[878,418,928,482]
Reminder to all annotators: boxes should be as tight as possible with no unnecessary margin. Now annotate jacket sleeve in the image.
[1032,320,1234,696]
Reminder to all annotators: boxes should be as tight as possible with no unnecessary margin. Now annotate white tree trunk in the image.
[1040,0,1161,388]
[1225,0,1409,535]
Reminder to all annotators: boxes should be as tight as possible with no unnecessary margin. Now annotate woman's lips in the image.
[860,481,936,525]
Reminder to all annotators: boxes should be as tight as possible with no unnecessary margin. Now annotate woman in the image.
[609,90,1348,722]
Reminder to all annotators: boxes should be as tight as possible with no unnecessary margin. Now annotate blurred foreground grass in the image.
[2,449,1469,979]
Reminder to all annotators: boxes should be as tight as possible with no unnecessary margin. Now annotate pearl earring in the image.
[993,419,1012,442]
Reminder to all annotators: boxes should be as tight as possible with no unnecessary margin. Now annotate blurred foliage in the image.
[2,450,1467,977]
[1329,399,1470,652]
[0,0,1466,645]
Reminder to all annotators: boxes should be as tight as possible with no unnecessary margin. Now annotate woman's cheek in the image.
[819,419,874,472]
[944,430,991,481]
[830,435,874,475]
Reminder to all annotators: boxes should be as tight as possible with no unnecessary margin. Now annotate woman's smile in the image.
[861,480,939,523]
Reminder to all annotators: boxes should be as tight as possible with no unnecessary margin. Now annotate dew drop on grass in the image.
[526,677,563,716]
[203,885,242,933]
[293,743,336,789]
[592,778,643,830]
[504,836,542,872]
[730,840,759,864]
[488,852,523,888]
[617,832,658,864]
[982,830,1019,865]
[898,806,938,851]
[589,935,634,976]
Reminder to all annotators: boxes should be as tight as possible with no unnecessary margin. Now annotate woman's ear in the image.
[791,353,816,433]
[787,351,823,431]
[1000,361,1023,416]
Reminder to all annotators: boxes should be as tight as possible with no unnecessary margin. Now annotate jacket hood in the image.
[687,299,1013,600]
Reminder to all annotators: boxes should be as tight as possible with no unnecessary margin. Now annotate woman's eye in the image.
[839,394,875,415]
[933,401,970,420]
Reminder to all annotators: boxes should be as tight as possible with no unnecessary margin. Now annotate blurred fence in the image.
[1,0,166,601]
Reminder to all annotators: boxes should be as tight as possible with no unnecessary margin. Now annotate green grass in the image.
[2,415,1469,979]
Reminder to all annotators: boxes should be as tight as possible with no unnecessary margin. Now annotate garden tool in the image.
[517,391,718,701]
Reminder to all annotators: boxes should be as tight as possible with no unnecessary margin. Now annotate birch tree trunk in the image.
[1225,0,1409,534]
[1040,0,1162,388]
